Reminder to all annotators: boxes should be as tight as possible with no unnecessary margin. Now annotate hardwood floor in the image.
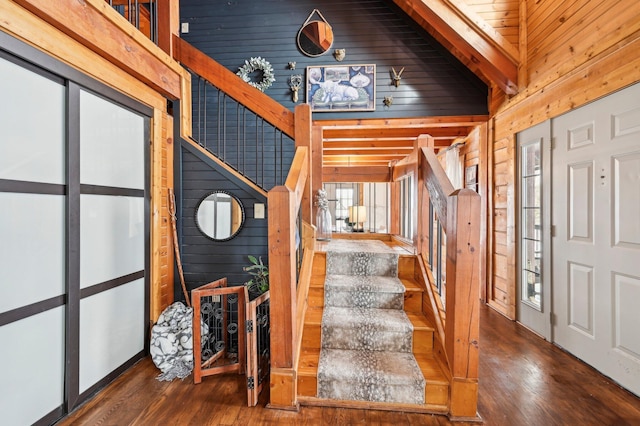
[56,304,640,425]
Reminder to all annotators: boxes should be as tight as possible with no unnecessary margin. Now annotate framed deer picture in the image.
[306,64,376,112]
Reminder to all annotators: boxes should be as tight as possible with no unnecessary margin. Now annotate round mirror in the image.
[297,20,334,57]
[195,191,245,241]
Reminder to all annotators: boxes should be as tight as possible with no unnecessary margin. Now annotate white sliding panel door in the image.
[77,89,147,395]
[0,54,67,426]
[0,33,151,424]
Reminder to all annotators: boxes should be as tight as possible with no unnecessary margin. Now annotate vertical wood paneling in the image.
[486,0,640,318]
[463,0,520,46]
[460,123,488,302]
[179,0,488,119]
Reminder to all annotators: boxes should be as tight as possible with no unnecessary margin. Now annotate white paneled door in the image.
[552,83,640,396]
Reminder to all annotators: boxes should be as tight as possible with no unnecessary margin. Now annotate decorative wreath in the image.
[236,57,275,92]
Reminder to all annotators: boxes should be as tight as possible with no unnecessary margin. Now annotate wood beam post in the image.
[389,180,400,235]
[416,135,434,255]
[294,104,312,224]
[311,125,323,221]
[14,0,182,99]
[157,0,180,56]
[445,189,481,419]
[267,186,298,410]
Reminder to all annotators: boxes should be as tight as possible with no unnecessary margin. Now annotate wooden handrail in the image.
[419,146,480,419]
[172,35,295,138]
[284,147,309,212]
[294,221,316,371]
[420,147,455,225]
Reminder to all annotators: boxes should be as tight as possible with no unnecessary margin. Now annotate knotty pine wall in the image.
[0,0,177,322]
[460,123,488,301]
[487,0,640,318]
[462,0,520,47]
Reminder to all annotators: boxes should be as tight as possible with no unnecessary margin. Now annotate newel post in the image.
[294,104,313,224]
[157,0,180,56]
[267,186,299,410]
[445,189,481,420]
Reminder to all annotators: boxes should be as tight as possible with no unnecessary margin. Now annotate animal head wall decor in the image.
[391,67,405,87]
[383,96,393,107]
[333,49,346,61]
[289,74,303,103]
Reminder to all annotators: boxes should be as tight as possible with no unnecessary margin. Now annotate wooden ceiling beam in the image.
[390,0,519,94]
[316,115,489,130]
[323,128,472,140]
[322,166,392,183]
[323,140,416,149]
[324,154,406,162]
[323,148,414,156]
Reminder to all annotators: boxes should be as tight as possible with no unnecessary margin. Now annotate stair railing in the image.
[173,36,296,191]
[418,143,481,420]
[106,0,158,43]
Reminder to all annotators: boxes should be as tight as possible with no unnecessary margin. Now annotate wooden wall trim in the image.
[390,0,518,94]
[13,0,184,99]
[150,110,175,321]
[0,1,165,110]
[517,0,528,90]
[444,0,520,62]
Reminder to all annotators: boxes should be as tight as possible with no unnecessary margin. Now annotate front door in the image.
[552,82,640,396]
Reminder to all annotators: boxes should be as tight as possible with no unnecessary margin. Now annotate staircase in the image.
[298,239,449,413]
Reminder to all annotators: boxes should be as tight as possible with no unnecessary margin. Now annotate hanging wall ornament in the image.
[236,57,276,92]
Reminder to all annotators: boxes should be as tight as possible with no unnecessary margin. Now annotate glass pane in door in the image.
[521,142,542,308]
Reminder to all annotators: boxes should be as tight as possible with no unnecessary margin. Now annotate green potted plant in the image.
[244,255,269,300]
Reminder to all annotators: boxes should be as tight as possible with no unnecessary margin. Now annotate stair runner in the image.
[317,240,425,405]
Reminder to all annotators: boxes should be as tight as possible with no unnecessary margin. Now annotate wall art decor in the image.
[465,164,478,192]
[306,64,376,112]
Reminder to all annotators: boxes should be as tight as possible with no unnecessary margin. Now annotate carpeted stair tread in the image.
[321,306,413,352]
[316,240,428,407]
[325,274,405,293]
[326,251,398,277]
[317,348,426,404]
[324,274,405,309]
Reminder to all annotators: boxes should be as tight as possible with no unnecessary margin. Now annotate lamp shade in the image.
[348,206,367,224]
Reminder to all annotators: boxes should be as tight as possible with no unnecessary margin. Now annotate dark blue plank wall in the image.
[174,0,488,298]
[179,0,488,119]
[175,142,269,300]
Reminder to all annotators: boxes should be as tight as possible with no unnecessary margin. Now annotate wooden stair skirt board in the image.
[298,240,449,412]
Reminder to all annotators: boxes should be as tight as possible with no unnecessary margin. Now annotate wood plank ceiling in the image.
[316,116,488,168]
[314,0,517,170]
